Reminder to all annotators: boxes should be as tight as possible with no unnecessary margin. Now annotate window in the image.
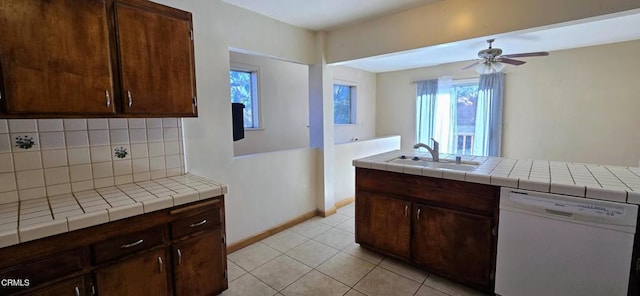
[452,81,479,155]
[333,84,356,124]
[416,75,504,156]
[230,69,259,128]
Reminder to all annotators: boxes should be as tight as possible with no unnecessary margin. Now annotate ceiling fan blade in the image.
[499,57,526,66]
[461,60,481,70]
[501,52,549,58]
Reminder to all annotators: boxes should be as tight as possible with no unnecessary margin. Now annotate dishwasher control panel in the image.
[508,191,625,218]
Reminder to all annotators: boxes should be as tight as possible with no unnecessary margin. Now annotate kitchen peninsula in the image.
[354,150,640,294]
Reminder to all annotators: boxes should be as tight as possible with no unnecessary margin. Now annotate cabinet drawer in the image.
[0,249,83,293]
[92,226,164,264]
[356,168,498,215]
[170,209,220,239]
[356,167,430,200]
[421,178,498,215]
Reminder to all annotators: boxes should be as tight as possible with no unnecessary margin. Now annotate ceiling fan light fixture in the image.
[475,61,505,74]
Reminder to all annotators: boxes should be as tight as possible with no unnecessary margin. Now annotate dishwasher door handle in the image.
[544,209,573,218]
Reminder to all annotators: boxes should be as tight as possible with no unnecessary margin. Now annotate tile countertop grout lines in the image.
[0,173,228,249]
[354,150,640,205]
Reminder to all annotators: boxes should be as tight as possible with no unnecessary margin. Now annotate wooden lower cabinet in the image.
[94,248,170,296]
[355,191,411,259]
[412,203,494,288]
[355,168,498,293]
[172,230,226,296]
[0,197,227,296]
[27,276,90,296]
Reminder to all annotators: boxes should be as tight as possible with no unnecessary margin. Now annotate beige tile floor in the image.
[222,203,490,296]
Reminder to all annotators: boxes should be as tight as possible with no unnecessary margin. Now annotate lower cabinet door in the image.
[412,203,494,289]
[172,230,227,296]
[355,191,411,259]
[28,276,88,296]
[94,248,170,296]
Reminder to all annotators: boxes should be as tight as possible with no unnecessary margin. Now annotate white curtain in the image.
[416,77,455,152]
[416,79,438,144]
[473,73,504,156]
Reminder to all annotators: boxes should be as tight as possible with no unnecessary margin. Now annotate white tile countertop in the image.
[354,150,640,205]
[0,174,228,248]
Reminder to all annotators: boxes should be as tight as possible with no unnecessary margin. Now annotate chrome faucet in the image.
[413,138,439,161]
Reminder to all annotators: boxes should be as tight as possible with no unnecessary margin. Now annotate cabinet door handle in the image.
[158,256,163,273]
[91,283,96,296]
[74,286,80,296]
[127,90,133,107]
[189,219,207,228]
[120,239,144,249]
[105,90,111,107]
[417,208,421,221]
[177,248,182,265]
[404,205,408,217]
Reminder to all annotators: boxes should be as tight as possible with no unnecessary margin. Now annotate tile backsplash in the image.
[0,118,185,204]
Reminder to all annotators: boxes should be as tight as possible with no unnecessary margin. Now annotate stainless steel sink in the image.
[387,156,479,172]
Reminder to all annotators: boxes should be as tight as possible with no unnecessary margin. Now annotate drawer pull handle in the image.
[404,205,408,217]
[158,256,163,273]
[189,219,207,227]
[75,286,80,296]
[417,208,421,221]
[177,248,182,265]
[120,239,144,249]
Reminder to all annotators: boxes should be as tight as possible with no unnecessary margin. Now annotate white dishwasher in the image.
[495,188,638,296]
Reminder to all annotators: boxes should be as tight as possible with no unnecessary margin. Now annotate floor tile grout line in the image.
[274,266,316,294]
[227,241,284,274]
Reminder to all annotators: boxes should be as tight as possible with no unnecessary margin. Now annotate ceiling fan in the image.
[463,39,549,74]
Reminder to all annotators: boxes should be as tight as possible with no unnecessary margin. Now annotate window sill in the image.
[335,123,358,126]
[245,128,264,131]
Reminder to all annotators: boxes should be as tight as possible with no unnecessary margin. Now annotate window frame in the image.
[229,63,261,130]
[333,82,357,125]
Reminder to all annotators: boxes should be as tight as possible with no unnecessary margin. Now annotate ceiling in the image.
[222,0,442,31]
[223,1,640,73]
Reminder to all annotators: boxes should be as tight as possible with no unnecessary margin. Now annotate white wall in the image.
[229,148,318,242]
[152,0,319,244]
[230,52,309,156]
[333,136,401,203]
[376,40,640,167]
[331,65,377,144]
[501,40,640,166]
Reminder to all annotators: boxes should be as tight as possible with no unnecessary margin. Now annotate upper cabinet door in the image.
[115,2,197,116]
[0,0,115,115]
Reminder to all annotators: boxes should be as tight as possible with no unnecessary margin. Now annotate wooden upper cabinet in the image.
[0,0,115,116]
[115,1,197,116]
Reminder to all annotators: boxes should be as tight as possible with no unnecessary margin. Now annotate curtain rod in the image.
[410,76,479,84]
